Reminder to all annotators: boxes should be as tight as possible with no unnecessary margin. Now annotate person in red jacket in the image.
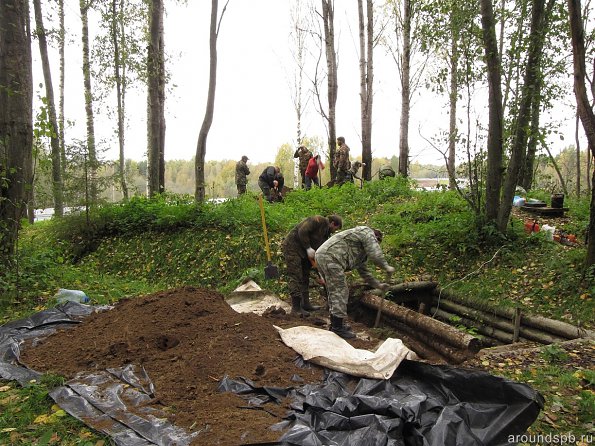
[304,154,324,190]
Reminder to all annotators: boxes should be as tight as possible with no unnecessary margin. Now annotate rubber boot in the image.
[291,295,309,317]
[302,294,321,312]
[330,315,356,339]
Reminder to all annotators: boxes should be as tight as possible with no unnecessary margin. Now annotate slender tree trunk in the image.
[147,0,165,196]
[480,0,504,223]
[80,0,98,204]
[58,0,66,180]
[497,0,548,232]
[33,0,63,217]
[447,6,459,190]
[398,0,411,177]
[520,80,542,191]
[358,0,374,181]
[575,111,581,196]
[112,0,128,200]
[0,0,33,259]
[568,0,595,266]
[195,0,220,202]
[322,0,338,181]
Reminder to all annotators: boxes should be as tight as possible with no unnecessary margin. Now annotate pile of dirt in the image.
[20,287,380,445]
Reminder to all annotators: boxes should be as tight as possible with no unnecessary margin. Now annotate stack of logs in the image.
[359,282,593,364]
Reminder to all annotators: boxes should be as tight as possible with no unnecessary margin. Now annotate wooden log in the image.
[361,293,481,353]
[387,281,438,294]
[435,299,568,344]
[431,307,522,345]
[379,317,451,363]
[433,287,593,340]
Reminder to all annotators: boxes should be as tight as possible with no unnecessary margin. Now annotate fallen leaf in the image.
[0,385,11,392]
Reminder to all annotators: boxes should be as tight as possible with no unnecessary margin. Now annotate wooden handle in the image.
[258,194,272,262]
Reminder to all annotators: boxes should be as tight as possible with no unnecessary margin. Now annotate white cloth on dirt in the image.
[274,325,415,380]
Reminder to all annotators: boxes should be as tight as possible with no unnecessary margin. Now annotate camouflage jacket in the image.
[335,144,351,172]
[282,215,332,258]
[315,226,390,287]
[294,148,313,172]
[235,160,250,185]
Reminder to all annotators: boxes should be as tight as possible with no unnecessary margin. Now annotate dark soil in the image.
[19,287,384,445]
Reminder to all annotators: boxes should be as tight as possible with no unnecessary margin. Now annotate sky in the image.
[32,1,583,168]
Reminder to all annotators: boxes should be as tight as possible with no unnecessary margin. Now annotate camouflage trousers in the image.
[315,253,348,318]
[282,244,311,302]
[335,169,348,186]
[236,184,247,196]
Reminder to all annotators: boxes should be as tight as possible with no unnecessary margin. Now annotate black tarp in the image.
[1,303,544,446]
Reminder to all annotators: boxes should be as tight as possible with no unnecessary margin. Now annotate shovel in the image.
[258,194,279,279]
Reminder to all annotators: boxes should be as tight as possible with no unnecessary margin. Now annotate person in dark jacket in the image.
[282,214,343,316]
[258,166,284,202]
[235,155,250,195]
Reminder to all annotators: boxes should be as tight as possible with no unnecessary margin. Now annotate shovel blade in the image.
[264,262,279,279]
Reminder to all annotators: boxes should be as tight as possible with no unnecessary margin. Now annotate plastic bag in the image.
[55,289,90,304]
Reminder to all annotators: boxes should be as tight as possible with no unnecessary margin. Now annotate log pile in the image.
[430,288,594,346]
[358,282,593,364]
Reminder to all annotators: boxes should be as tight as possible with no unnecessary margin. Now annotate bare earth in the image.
[20,287,383,445]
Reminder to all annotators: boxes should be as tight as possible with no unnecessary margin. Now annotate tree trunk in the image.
[398,0,411,177]
[112,0,128,201]
[147,0,165,197]
[497,0,548,232]
[195,0,220,202]
[358,0,373,181]
[321,0,338,181]
[360,293,482,352]
[80,0,98,204]
[0,0,33,259]
[479,0,504,223]
[58,0,66,179]
[519,79,542,191]
[575,111,581,197]
[33,0,63,217]
[447,8,459,191]
[568,0,595,266]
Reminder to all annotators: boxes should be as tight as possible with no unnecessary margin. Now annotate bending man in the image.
[282,215,343,316]
[315,226,395,339]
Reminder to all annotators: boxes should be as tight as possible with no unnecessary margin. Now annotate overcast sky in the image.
[32,1,581,167]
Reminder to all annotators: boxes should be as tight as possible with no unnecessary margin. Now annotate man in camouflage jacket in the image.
[315,226,395,339]
[282,214,343,316]
[294,146,313,188]
[235,155,250,195]
[334,137,351,185]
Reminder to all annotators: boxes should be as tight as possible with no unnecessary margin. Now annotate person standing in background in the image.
[304,154,324,190]
[334,137,351,186]
[235,155,250,196]
[294,145,313,188]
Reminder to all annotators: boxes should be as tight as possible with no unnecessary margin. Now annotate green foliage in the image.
[540,343,570,364]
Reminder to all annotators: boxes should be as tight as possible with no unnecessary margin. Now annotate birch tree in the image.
[321,0,339,180]
[80,0,99,203]
[33,0,63,216]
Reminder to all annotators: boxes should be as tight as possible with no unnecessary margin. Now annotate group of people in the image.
[235,156,285,202]
[282,215,395,339]
[234,136,368,201]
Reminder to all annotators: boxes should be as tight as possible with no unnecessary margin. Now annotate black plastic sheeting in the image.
[1,303,544,446]
[219,361,544,446]
[0,302,197,446]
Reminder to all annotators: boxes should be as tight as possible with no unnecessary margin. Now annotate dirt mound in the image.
[19,287,379,445]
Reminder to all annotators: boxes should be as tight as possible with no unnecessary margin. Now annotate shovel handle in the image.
[258,194,273,262]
